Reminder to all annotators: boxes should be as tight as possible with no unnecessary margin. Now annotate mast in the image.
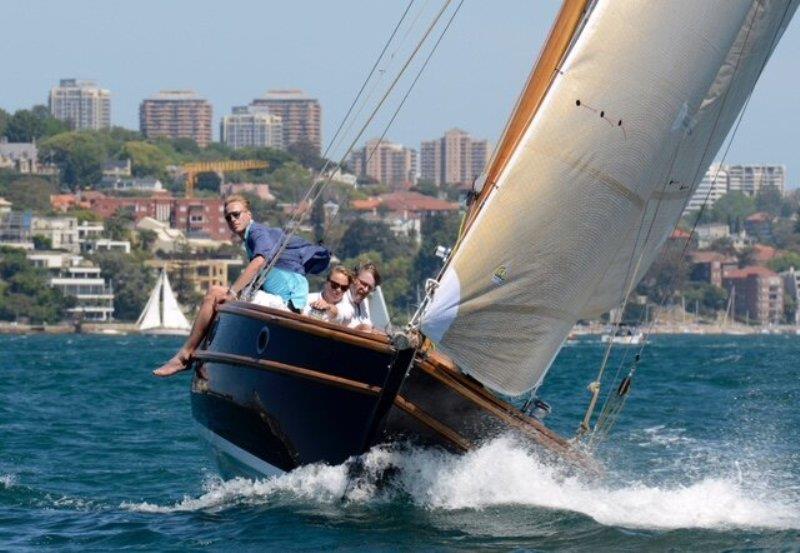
[461,0,590,237]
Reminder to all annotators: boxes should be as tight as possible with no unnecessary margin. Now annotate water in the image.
[1,334,799,551]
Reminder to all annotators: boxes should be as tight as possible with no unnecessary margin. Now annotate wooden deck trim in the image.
[393,395,471,452]
[194,350,382,396]
[220,302,395,355]
[416,354,577,456]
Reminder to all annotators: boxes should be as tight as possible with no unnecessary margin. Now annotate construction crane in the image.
[181,160,268,198]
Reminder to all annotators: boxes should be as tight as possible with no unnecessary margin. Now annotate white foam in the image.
[124,437,800,530]
[0,474,16,488]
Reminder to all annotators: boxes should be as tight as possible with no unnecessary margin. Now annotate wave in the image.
[0,474,16,488]
[122,437,800,530]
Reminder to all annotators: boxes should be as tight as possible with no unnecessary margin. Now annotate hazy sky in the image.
[2,1,798,183]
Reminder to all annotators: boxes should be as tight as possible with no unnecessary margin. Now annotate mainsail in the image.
[136,271,164,331]
[421,0,798,395]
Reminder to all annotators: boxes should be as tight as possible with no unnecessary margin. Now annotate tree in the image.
[121,141,171,178]
[636,240,689,304]
[287,139,325,171]
[311,196,325,243]
[707,191,756,225]
[767,252,800,273]
[32,235,52,250]
[0,108,8,138]
[196,171,221,193]
[0,247,74,323]
[39,132,105,189]
[339,219,410,261]
[269,161,313,203]
[683,283,728,316]
[5,106,68,142]
[91,250,156,321]
[411,212,462,287]
[755,187,784,216]
[0,175,58,212]
[105,207,135,241]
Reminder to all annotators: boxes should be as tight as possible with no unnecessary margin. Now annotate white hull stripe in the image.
[197,425,284,479]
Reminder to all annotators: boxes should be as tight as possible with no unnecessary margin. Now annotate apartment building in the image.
[722,266,784,325]
[350,138,417,189]
[420,129,490,186]
[139,90,213,147]
[251,90,321,153]
[49,78,111,130]
[220,105,283,150]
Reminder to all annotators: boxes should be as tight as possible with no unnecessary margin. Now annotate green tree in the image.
[683,283,728,315]
[269,161,313,203]
[636,240,689,304]
[287,139,325,171]
[706,191,756,225]
[91,250,155,321]
[755,187,784,216]
[105,207,135,241]
[0,108,8,138]
[339,218,410,261]
[311,196,325,243]
[411,212,462,286]
[121,141,171,178]
[0,175,58,212]
[39,132,105,189]
[767,252,800,273]
[0,247,74,323]
[5,106,68,142]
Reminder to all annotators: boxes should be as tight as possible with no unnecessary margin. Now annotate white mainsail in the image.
[421,0,798,395]
[136,269,191,333]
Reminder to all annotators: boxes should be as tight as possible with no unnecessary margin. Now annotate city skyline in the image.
[1,1,798,183]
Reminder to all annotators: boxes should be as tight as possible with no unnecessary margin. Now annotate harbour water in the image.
[1,334,799,551]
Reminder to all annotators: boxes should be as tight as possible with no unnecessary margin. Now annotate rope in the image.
[244,0,456,299]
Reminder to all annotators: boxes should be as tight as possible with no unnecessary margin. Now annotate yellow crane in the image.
[181,160,268,198]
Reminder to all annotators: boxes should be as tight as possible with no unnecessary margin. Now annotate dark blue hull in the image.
[190,302,592,477]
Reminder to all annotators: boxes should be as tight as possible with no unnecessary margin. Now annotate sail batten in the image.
[421,0,798,396]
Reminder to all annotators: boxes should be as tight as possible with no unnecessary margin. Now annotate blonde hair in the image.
[224,194,251,211]
[328,265,353,284]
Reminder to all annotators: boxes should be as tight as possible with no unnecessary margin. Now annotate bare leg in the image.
[153,285,228,377]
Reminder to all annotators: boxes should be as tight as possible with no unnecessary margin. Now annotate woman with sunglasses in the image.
[303,266,355,323]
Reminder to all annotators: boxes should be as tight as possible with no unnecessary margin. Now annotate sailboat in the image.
[136,269,192,336]
[188,1,798,478]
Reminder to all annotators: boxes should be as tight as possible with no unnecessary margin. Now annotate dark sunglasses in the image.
[327,280,349,292]
[224,211,244,222]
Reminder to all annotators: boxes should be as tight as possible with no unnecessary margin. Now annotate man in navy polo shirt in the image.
[153,194,329,377]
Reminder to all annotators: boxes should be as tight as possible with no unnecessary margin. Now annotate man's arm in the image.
[228,255,267,297]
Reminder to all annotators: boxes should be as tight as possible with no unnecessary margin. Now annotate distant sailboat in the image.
[136,269,191,336]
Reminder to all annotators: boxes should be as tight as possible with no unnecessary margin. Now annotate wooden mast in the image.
[462,0,590,234]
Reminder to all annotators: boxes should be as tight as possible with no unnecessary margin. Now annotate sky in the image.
[1,1,798,184]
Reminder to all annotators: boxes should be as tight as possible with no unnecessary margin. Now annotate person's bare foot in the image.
[153,353,191,377]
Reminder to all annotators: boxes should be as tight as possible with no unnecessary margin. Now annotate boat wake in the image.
[122,436,800,530]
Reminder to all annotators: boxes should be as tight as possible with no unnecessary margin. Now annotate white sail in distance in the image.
[421,0,798,395]
[161,271,191,331]
[136,271,164,331]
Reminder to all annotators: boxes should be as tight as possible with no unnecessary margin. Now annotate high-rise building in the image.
[726,164,785,196]
[351,139,417,189]
[684,163,787,215]
[684,163,729,213]
[420,129,490,186]
[139,90,213,147]
[49,79,111,130]
[251,90,321,153]
[220,105,283,150]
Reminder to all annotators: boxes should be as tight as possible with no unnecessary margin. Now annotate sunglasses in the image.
[327,280,349,292]
[224,211,244,222]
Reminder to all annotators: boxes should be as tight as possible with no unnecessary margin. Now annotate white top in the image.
[302,292,354,324]
[345,290,371,329]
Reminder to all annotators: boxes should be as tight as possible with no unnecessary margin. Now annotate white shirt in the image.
[302,292,353,324]
[345,289,372,329]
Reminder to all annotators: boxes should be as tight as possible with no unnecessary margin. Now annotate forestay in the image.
[421,0,798,395]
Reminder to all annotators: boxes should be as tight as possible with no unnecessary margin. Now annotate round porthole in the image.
[256,326,270,354]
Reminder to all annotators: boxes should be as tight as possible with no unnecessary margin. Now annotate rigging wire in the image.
[244,0,457,298]
[586,0,795,446]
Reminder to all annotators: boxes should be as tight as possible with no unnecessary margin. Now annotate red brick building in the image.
[722,266,784,325]
[89,195,230,241]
